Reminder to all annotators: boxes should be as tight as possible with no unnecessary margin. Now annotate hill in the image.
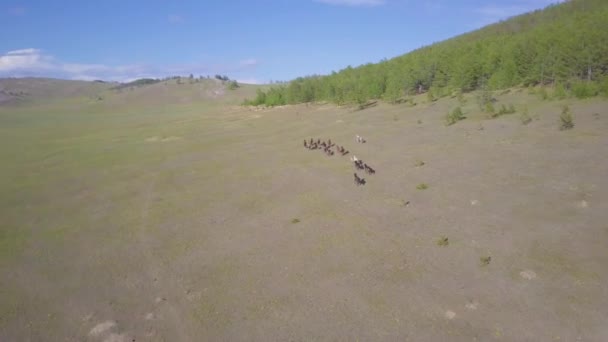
[248,0,608,106]
[0,77,265,107]
[0,78,115,105]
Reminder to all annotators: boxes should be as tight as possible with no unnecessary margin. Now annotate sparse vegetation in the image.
[427,88,437,103]
[538,87,549,100]
[520,106,532,125]
[437,236,449,247]
[456,90,467,105]
[478,89,495,111]
[559,105,574,130]
[228,80,239,90]
[291,218,300,224]
[414,160,425,167]
[490,103,517,118]
[480,256,492,266]
[416,183,428,190]
[552,83,568,99]
[572,81,599,99]
[484,102,496,115]
[446,106,465,125]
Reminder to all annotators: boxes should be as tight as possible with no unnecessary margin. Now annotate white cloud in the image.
[314,0,385,7]
[236,78,262,85]
[0,48,53,72]
[168,14,184,24]
[0,48,260,82]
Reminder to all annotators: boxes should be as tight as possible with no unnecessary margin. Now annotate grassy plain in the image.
[1,80,607,341]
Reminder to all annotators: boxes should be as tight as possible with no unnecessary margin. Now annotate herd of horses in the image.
[303,135,375,186]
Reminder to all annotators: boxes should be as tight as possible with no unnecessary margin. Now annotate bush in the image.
[552,83,568,99]
[427,89,437,103]
[477,89,494,110]
[416,183,429,190]
[480,256,492,266]
[492,103,517,118]
[600,77,608,97]
[520,106,532,125]
[572,81,599,99]
[456,90,467,105]
[538,87,549,100]
[485,102,496,115]
[559,105,574,130]
[227,80,239,90]
[446,106,465,125]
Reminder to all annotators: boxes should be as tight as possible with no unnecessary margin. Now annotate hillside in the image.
[248,0,608,106]
[0,77,264,107]
[0,78,115,105]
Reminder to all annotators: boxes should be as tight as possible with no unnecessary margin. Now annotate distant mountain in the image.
[0,78,115,105]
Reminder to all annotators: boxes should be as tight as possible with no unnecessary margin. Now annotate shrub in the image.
[477,89,494,110]
[227,80,239,90]
[600,77,608,97]
[291,218,300,224]
[552,83,568,99]
[416,183,428,190]
[446,106,465,125]
[456,90,467,105]
[538,87,549,100]
[485,102,496,115]
[480,256,492,266]
[437,236,449,247]
[572,81,599,99]
[559,105,574,130]
[427,89,437,103]
[520,106,532,125]
[494,103,517,117]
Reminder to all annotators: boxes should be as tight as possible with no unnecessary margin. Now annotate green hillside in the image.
[248,0,608,106]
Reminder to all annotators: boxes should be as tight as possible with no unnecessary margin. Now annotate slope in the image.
[249,0,608,106]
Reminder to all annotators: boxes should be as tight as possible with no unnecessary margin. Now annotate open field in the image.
[1,82,607,341]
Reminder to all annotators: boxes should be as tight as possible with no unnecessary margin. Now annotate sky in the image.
[0,0,564,84]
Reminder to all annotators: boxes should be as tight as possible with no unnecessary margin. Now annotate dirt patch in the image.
[88,321,116,337]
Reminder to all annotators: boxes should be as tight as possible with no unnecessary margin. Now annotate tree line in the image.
[245,0,608,106]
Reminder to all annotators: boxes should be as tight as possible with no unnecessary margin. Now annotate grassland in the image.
[1,80,607,341]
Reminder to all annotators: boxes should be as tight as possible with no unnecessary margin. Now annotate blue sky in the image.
[0,0,562,84]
